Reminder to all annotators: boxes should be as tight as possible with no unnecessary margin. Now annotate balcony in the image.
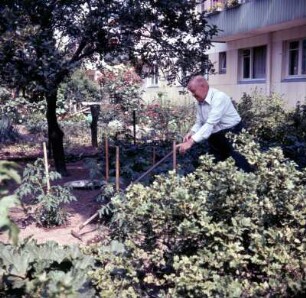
[207,0,306,42]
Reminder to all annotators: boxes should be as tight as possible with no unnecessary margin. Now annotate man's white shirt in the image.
[191,88,241,143]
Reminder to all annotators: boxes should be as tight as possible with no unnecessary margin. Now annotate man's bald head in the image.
[187,75,209,102]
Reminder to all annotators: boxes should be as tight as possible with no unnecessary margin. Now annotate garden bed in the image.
[0,160,104,245]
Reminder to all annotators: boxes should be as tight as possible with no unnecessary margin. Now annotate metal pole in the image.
[133,150,173,183]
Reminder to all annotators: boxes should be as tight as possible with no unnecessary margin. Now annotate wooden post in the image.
[133,109,136,145]
[173,141,177,172]
[105,137,109,182]
[116,146,120,192]
[152,146,156,165]
[43,142,51,193]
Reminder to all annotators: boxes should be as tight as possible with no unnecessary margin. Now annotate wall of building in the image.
[207,25,306,108]
[141,78,194,106]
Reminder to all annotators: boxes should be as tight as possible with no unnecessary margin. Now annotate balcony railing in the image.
[206,0,306,41]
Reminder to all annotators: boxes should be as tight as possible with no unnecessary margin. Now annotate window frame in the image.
[284,38,306,80]
[146,64,159,87]
[219,51,227,74]
[238,45,267,83]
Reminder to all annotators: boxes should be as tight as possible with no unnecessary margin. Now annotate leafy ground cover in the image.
[1,92,306,297]
[1,132,306,297]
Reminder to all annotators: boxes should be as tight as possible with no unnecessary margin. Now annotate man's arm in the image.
[191,95,229,143]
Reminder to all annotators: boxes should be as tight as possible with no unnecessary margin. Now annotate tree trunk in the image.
[90,104,100,147]
[46,89,68,176]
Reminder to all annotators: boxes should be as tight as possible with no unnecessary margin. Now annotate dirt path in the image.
[0,161,106,246]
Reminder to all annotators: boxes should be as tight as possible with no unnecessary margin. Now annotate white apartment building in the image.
[144,0,306,108]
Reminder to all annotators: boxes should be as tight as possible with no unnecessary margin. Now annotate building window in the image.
[146,65,159,87]
[239,45,266,81]
[286,39,306,77]
[219,52,227,74]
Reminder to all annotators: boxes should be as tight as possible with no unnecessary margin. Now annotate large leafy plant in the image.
[0,239,96,297]
[16,159,76,227]
[88,132,306,297]
[0,161,21,244]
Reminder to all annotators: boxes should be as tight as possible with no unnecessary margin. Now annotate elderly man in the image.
[177,75,253,172]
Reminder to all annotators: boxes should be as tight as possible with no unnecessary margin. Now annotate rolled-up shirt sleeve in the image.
[190,105,204,133]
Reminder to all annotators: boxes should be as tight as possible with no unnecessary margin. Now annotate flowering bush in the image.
[107,119,125,139]
[138,95,195,140]
[98,66,143,112]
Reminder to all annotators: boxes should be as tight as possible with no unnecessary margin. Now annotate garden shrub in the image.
[238,92,306,168]
[98,66,143,113]
[138,93,195,141]
[0,116,19,144]
[88,132,306,297]
[237,91,287,143]
[281,101,306,167]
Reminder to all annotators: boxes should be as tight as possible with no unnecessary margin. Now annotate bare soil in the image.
[0,126,108,246]
[0,160,108,246]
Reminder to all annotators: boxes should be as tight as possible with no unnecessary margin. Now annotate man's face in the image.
[188,82,207,103]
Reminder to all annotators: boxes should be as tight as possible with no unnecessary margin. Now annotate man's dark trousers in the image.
[207,122,253,172]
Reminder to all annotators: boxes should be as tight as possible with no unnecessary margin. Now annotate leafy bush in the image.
[238,91,306,168]
[88,132,306,297]
[138,94,195,140]
[237,91,287,142]
[0,239,96,297]
[0,116,19,144]
[98,66,143,112]
[0,87,11,103]
[16,159,76,227]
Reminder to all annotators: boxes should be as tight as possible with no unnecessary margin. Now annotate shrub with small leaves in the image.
[88,132,306,297]
[237,92,306,168]
[237,91,287,142]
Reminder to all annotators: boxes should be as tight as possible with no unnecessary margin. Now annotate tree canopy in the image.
[0,0,218,173]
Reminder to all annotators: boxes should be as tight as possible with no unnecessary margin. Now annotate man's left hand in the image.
[177,138,195,154]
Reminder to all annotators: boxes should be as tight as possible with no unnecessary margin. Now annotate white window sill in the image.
[282,76,306,82]
[238,79,266,84]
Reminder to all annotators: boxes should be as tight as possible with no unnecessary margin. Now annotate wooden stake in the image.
[173,141,177,172]
[105,137,109,182]
[152,146,156,165]
[116,146,120,192]
[43,142,51,193]
[133,109,136,145]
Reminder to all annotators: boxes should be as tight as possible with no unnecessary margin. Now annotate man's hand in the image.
[177,138,195,154]
[183,132,193,142]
